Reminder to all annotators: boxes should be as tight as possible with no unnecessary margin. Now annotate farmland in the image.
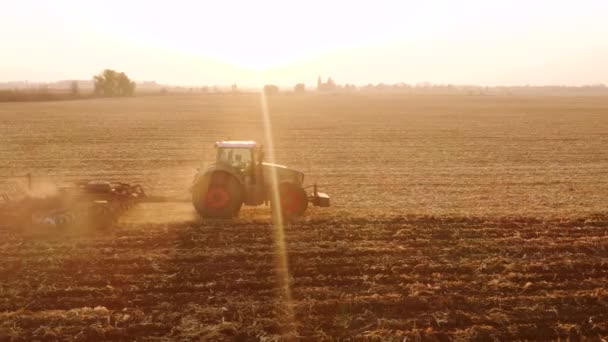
[1,94,608,340]
[1,94,607,217]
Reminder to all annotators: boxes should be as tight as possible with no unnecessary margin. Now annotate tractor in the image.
[190,141,329,218]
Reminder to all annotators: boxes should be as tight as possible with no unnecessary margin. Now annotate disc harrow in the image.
[0,178,146,230]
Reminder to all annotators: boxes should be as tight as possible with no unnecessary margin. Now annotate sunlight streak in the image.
[260,91,295,334]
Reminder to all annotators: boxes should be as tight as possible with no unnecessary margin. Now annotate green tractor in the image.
[191,141,330,218]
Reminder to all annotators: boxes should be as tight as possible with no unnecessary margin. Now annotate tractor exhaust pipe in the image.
[309,183,330,207]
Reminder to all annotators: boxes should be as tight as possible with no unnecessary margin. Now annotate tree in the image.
[263,84,279,95]
[317,76,337,92]
[294,83,306,94]
[70,81,79,96]
[93,69,136,97]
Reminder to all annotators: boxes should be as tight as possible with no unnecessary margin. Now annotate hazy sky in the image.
[1,0,607,86]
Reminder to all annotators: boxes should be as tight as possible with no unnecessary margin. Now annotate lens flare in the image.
[260,91,295,334]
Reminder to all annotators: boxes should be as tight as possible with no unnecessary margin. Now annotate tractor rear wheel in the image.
[274,183,308,219]
[192,172,243,219]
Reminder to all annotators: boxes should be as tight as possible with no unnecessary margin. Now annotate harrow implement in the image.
[0,177,147,230]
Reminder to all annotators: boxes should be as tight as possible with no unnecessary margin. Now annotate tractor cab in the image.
[214,141,262,185]
[216,141,255,171]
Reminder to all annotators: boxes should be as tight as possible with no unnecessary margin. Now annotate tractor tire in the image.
[274,183,308,219]
[192,172,243,219]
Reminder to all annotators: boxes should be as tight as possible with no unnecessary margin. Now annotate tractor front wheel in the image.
[192,172,243,219]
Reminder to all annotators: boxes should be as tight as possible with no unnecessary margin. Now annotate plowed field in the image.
[1,94,607,340]
[1,213,607,340]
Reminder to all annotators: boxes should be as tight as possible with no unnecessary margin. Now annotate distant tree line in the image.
[1,73,607,102]
[240,79,608,96]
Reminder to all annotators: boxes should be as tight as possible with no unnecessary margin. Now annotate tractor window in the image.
[217,148,252,171]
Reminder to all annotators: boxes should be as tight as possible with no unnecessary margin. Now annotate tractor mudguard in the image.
[191,164,244,190]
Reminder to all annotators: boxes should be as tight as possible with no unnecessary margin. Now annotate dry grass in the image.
[0,90,94,103]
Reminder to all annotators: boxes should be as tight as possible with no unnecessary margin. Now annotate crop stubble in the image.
[0,94,607,340]
[1,94,607,216]
[0,214,607,340]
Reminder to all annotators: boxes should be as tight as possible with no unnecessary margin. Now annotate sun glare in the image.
[259,91,296,335]
[2,1,607,84]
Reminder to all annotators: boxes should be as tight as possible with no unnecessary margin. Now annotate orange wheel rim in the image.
[206,187,230,209]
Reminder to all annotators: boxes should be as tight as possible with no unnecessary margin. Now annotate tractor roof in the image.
[215,140,257,148]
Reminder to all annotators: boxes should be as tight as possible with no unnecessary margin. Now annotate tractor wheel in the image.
[192,172,243,219]
[274,183,308,219]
